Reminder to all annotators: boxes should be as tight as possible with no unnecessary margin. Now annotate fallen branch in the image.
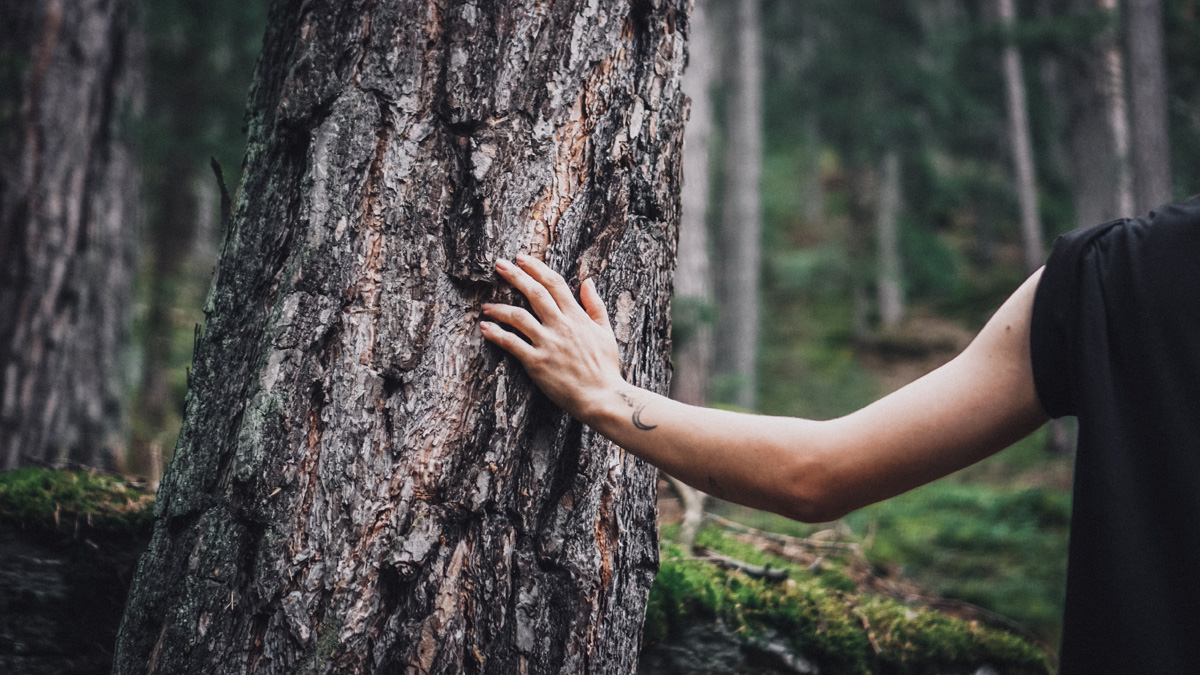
[693,548,790,582]
[704,514,861,552]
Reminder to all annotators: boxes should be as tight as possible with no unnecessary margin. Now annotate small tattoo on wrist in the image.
[618,389,658,431]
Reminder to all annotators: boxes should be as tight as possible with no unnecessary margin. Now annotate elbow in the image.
[782,493,848,525]
[776,446,848,524]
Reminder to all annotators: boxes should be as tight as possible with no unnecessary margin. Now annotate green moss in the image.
[646,531,1052,675]
[0,467,156,533]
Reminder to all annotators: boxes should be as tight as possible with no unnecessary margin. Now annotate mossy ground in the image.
[645,527,1053,675]
[0,467,155,533]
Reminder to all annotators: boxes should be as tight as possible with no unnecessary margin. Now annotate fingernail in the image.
[496,259,512,271]
[516,253,532,263]
[482,303,494,311]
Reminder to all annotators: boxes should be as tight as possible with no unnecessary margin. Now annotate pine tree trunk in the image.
[714,0,762,411]
[669,0,715,552]
[998,0,1045,273]
[1067,0,1133,229]
[673,0,714,413]
[1126,0,1172,212]
[114,1,688,673]
[0,0,138,470]
[875,151,904,329]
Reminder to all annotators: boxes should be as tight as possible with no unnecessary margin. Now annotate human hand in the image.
[481,254,625,421]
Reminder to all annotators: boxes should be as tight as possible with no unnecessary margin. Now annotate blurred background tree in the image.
[0,0,140,471]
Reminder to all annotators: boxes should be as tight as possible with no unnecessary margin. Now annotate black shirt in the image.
[1031,196,1200,674]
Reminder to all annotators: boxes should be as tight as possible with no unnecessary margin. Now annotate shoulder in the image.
[1053,195,1200,270]
[1030,195,1200,417]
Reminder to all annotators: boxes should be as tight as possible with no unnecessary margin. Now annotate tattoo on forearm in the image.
[618,390,658,431]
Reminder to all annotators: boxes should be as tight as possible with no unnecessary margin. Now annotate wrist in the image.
[574,380,634,431]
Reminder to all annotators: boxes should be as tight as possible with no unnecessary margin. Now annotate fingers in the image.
[580,277,610,327]
[480,321,536,363]
[514,254,581,315]
[482,303,545,343]
[496,258,562,322]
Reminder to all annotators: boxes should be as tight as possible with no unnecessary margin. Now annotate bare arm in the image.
[481,255,1049,523]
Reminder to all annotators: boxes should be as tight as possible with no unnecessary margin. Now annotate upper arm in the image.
[812,268,1051,518]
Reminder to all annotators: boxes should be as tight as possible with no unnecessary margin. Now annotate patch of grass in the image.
[0,467,156,533]
[845,481,1069,646]
[646,530,1052,675]
[702,426,1073,650]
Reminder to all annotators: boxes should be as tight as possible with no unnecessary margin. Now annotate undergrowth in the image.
[0,467,155,533]
[646,529,1053,675]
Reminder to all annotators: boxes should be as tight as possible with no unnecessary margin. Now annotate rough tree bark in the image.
[714,0,763,411]
[1126,0,1172,211]
[0,0,139,470]
[998,0,1045,274]
[114,1,688,673]
[669,0,715,552]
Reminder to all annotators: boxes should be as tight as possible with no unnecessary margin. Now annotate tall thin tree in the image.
[1126,0,1172,211]
[670,0,716,551]
[114,1,688,672]
[0,0,139,470]
[998,0,1046,273]
[875,150,904,328]
[715,0,763,411]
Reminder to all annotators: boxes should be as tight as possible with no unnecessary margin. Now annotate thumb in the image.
[581,277,610,327]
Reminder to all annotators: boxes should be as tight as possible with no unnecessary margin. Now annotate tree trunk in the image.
[114,1,688,673]
[998,0,1045,273]
[847,168,874,344]
[714,0,763,411]
[1098,0,1134,219]
[1066,0,1133,230]
[1126,0,1172,212]
[0,0,139,470]
[875,151,904,329]
[669,0,715,552]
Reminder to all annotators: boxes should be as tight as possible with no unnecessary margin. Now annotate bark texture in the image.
[0,0,139,470]
[114,1,688,673]
[714,0,762,411]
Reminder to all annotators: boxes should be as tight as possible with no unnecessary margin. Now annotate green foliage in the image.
[0,468,155,533]
[670,295,717,349]
[646,531,1052,675]
[844,480,1070,645]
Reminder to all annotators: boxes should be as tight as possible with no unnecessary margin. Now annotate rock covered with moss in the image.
[0,468,155,674]
[640,537,1053,675]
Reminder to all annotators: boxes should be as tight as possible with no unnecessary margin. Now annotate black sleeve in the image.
[1029,219,1125,419]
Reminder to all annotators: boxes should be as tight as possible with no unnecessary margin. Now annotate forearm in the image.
[578,385,837,522]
